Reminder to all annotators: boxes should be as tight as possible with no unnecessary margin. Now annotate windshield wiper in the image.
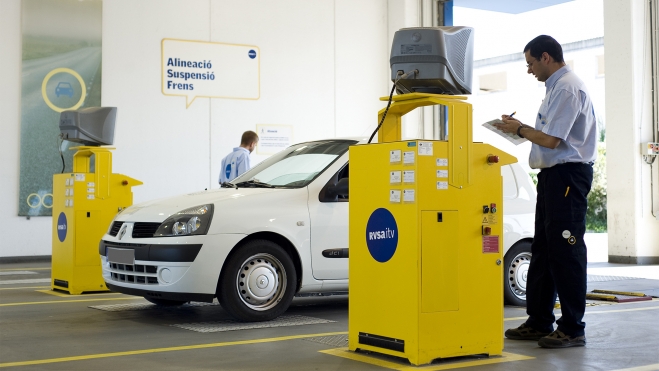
[220,182,237,189]
[234,180,275,188]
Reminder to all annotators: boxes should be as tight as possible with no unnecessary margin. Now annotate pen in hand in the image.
[508,111,516,118]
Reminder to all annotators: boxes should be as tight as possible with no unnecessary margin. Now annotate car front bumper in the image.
[99,233,246,302]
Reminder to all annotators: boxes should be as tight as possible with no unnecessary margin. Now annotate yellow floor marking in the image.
[35,289,120,298]
[611,364,659,371]
[0,331,348,368]
[320,348,534,370]
[0,286,49,291]
[0,297,141,307]
[0,268,50,271]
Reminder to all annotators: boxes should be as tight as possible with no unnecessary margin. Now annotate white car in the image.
[100,138,536,321]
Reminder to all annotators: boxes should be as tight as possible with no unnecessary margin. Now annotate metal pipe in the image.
[650,0,659,217]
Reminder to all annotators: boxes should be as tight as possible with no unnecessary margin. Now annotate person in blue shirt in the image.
[494,35,597,349]
[219,131,259,184]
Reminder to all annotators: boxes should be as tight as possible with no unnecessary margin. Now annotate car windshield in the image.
[230,140,357,188]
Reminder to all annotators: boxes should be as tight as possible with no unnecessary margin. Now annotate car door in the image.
[307,155,349,280]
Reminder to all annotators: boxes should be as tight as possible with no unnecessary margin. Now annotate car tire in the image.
[144,297,187,306]
[503,240,532,307]
[218,239,297,322]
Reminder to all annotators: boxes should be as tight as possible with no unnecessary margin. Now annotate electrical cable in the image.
[367,83,397,144]
[368,70,418,144]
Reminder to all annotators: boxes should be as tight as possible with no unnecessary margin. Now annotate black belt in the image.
[555,161,594,167]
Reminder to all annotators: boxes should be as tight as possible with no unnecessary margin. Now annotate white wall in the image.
[604,0,659,263]
[0,0,392,257]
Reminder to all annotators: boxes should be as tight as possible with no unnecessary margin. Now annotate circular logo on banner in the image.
[248,49,257,59]
[365,208,398,263]
[57,212,68,242]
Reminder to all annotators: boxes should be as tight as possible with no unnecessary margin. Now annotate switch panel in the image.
[645,142,659,156]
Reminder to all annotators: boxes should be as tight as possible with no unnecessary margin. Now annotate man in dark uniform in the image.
[494,35,597,348]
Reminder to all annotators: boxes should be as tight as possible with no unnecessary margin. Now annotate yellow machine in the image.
[51,146,142,294]
[348,93,516,365]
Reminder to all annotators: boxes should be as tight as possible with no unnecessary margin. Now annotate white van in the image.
[100,139,536,321]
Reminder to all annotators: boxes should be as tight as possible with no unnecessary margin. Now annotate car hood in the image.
[115,187,285,223]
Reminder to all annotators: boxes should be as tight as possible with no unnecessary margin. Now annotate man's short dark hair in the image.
[241,130,259,145]
[524,35,564,63]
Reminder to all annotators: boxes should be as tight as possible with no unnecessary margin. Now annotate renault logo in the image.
[117,225,127,240]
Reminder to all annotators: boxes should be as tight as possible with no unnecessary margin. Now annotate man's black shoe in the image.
[538,330,586,348]
[505,323,552,340]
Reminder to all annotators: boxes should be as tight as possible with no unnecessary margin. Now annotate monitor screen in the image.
[59,107,116,146]
[390,26,474,95]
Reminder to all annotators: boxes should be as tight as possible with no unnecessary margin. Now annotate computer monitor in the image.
[390,26,474,95]
[59,107,116,146]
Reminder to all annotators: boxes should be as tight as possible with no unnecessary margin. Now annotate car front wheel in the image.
[218,240,297,322]
[503,241,532,307]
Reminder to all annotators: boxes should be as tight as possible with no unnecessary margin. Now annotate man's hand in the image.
[494,113,561,149]
[492,114,522,134]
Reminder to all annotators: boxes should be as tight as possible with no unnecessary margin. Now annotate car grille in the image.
[109,262,159,285]
[132,222,161,238]
[108,221,123,237]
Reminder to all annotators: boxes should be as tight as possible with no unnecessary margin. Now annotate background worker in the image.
[493,35,597,349]
[219,130,259,184]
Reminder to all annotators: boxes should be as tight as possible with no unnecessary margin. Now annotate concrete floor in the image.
[1,260,658,371]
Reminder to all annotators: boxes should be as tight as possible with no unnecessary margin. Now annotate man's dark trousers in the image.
[525,162,593,337]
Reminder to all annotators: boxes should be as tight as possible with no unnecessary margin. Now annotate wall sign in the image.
[256,124,293,155]
[161,38,260,107]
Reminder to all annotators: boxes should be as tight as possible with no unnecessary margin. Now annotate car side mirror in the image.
[327,177,349,197]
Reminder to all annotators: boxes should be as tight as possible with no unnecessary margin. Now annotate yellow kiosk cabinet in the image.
[52,146,142,294]
[348,94,516,365]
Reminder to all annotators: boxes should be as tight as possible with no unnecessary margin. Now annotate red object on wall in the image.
[483,235,499,253]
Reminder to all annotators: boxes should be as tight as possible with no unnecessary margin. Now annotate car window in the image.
[319,163,349,202]
[232,140,357,188]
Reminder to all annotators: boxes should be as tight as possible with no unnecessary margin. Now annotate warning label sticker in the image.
[483,236,499,253]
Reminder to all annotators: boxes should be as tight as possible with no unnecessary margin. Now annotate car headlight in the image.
[155,204,214,237]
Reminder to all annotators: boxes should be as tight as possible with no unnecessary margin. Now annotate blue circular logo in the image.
[365,208,398,263]
[248,49,257,59]
[57,212,67,242]
[225,164,232,179]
